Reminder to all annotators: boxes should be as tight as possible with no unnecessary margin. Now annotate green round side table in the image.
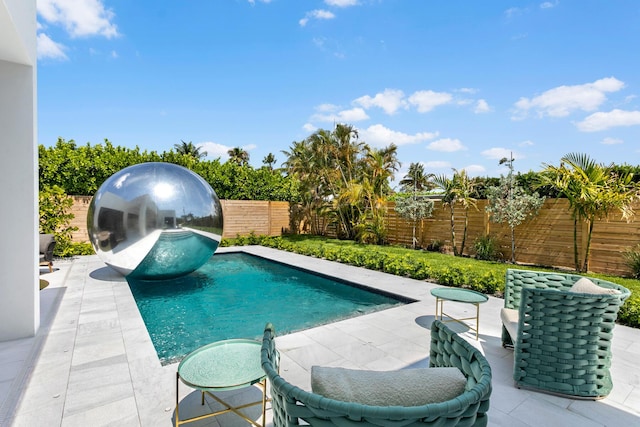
[175,338,267,427]
[430,287,489,339]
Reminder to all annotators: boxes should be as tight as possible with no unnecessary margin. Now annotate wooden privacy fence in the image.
[69,197,290,242]
[386,199,640,276]
[69,196,640,276]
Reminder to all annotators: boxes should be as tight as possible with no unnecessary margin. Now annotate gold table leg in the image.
[175,374,268,427]
[434,299,481,340]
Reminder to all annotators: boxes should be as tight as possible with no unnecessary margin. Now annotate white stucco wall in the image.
[0,0,38,340]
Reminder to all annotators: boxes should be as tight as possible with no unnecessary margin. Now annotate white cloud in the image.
[540,1,558,9]
[315,103,339,112]
[427,138,466,152]
[197,142,232,159]
[353,89,407,115]
[299,9,335,26]
[424,161,451,169]
[464,165,486,175]
[312,107,369,123]
[358,124,438,147]
[519,140,535,147]
[198,142,255,160]
[325,0,358,6]
[248,0,272,5]
[408,90,453,113]
[504,7,524,19]
[481,148,521,160]
[601,137,623,145]
[576,109,640,132]
[474,99,492,113]
[302,123,316,132]
[37,0,118,38]
[513,77,625,119]
[457,88,478,94]
[37,33,68,60]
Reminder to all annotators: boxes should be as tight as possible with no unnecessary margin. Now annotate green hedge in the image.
[221,234,640,329]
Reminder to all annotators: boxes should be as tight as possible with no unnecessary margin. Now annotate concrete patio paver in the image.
[0,246,639,426]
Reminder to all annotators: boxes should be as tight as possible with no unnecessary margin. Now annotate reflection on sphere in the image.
[87,162,223,279]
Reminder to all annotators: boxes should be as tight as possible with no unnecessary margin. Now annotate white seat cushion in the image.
[570,277,621,295]
[501,307,519,340]
[311,366,466,407]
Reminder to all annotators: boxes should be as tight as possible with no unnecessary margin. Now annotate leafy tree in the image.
[470,176,500,199]
[193,160,298,201]
[39,185,78,256]
[228,147,250,166]
[173,140,207,159]
[394,194,434,249]
[431,169,477,256]
[539,153,639,272]
[39,138,161,195]
[485,154,545,263]
[39,139,299,201]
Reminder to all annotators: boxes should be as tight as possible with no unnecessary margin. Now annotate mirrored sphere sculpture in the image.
[87,162,223,279]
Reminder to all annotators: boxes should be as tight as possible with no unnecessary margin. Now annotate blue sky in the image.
[36,0,640,182]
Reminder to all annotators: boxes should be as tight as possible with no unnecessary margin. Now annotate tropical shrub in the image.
[426,239,444,252]
[623,244,640,279]
[473,234,503,261]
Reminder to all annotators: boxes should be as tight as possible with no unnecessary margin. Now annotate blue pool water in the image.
[127,252,406,364]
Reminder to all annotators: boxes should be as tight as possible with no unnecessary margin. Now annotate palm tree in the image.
[282,140,327,234]
[365,144,399,197]
[358,144,400,243]
[283,124,399,242]
[452,169,478,256]
[539,153,638,272]
[174,140,207,159]
[431,169,477,256]
[306,124,364,239]
[262,153,276,170]
[227,147,250,166]
[400,163,433,193]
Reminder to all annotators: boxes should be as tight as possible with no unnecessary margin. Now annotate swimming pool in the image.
[127,252,407,364]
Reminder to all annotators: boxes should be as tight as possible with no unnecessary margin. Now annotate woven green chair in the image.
[501,269,630,399]
[261,320,492,427]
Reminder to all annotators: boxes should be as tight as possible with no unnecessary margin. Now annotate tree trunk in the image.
[460,207,468,256]
[412,221,417,249]
[573,217,580,271]
[581,219,594,273]
[510,226,516,263]
[450,205,457,256]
